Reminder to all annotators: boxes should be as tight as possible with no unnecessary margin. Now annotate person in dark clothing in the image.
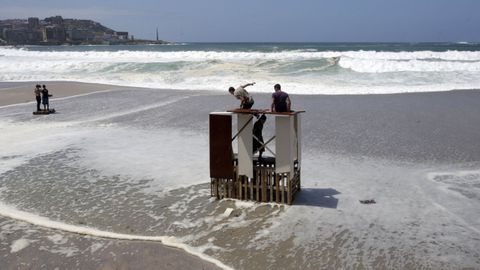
[41,84,51,111]
[253,114,267,159]
[34,84,41,111]
[271,83,291,112]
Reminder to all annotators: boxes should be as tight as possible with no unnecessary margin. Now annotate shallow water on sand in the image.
[1,88,480,269]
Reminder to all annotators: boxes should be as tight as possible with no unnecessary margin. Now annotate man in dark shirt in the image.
[41,85,51,111]
[271,83,291,112]
[253,114,267,159]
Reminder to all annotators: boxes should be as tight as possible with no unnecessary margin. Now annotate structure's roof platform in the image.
[226,108,305,116]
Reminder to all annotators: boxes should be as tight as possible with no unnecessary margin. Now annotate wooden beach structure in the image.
[210,109,304,205]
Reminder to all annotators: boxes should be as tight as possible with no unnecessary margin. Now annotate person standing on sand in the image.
[34,84,41,111]
[41,84,52,111]
[271,83,291,112]
[228,82,255,109]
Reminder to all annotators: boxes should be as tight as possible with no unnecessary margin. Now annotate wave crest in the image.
[1,47,480,94]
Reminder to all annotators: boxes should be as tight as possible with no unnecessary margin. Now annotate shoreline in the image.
[0,202,229,270]
[2,80,480,108]
[0,81,130,107]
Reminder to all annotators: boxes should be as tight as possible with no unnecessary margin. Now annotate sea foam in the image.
[0,202,234,270]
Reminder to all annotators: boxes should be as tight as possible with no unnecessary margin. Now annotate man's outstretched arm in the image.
[241,82,255,88]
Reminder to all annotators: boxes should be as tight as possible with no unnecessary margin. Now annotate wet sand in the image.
[0,217,223,270]
[0,81,127,107]
[0,81,223,270]
[1,81,479,269]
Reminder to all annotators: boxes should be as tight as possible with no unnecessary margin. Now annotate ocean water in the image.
[1,42,480,94]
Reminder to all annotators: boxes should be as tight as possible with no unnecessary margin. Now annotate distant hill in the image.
[62,19,115,34]
[0,16,166,45]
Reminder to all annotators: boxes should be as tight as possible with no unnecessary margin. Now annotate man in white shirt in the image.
[228,82,255,109]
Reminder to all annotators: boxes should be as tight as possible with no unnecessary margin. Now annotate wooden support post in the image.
[243,176,247,200]
[256,169,260,202]
[270,171,274,203]
[250,176,254,200]
[216,178,222,199]
[238,176,243,200]
[223,179,226,199]
[221,179,223,198]
[287,173,292,205]
[262,168,267,202]
[218,179,222,199]
[223,179,227,198]
[228,179,231,198]
[275,174,280,203]
[281,174,285,204]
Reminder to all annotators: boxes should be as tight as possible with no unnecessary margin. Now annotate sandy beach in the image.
[1,81,479,269]
[0,82,130,107]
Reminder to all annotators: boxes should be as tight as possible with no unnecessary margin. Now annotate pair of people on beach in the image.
[34,84,52,111]
[228,82,292,113]
[229,82,292,159]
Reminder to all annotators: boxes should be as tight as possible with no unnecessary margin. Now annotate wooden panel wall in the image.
[209,114,234,179]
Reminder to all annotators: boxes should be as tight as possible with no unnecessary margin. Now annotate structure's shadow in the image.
[294,188,340,208]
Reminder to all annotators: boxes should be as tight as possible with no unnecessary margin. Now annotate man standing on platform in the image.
[271,83,291,112]
[253,114,267,160]
[228,82,255,109]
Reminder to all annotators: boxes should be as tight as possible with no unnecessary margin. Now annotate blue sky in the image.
[1,0,479,42]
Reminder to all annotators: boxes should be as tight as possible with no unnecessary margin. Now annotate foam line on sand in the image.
[0,202,233,270]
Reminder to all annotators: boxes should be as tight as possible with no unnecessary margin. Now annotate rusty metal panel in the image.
[209,114,234,178]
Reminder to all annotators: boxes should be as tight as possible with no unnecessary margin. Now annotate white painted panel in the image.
[276,116,294,175]
[237,114,253,178]
[295,114,302,167]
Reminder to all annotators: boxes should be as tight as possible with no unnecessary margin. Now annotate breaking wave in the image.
[1,45,480,94]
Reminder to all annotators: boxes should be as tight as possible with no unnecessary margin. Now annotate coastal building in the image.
[42,25,66,44]
[3,29,29,44]
[28,17,40,30]
[0,24,12,40]
[66,29,95,43]
[44,16,64,26]
[114,31,129,40]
